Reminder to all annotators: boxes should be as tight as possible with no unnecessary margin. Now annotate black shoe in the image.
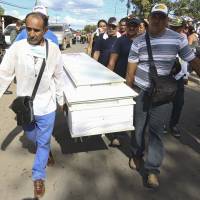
[170,126,181,138]
[4,90,13,95]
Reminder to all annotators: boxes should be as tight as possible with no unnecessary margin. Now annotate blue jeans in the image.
[131,90,170,174]
[23,112,56,181]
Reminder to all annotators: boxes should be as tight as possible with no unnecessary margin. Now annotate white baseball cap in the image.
[151,4,168,16]
[32,5,48,16]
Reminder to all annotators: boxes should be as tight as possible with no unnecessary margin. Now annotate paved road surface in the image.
[0,44,200,200]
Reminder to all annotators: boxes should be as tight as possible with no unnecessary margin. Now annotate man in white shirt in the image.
[0,12,64,198]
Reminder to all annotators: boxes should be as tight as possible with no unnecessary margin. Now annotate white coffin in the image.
[62,53,138,138]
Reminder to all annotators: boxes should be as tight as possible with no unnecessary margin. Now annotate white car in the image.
[48,23,73,50]
[3,23,16,46]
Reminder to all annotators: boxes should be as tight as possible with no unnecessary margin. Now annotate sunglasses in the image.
[26,27,43,33]
[107,25,117,29]
[151,13,167,20]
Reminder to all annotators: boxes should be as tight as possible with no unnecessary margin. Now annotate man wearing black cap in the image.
[107,17,141,147]
[93,17,120,66]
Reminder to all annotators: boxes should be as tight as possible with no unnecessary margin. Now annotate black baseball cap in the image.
[127,18,141,26]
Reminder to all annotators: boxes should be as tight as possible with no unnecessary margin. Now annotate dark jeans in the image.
[131,90,170,174]
[170,77,184,128]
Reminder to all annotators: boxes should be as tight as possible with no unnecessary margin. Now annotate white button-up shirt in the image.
[0,39,64,115]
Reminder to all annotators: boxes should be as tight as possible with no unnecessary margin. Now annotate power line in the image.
[0,0,31,10]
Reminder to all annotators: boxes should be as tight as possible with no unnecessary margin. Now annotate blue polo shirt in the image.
[111,35,133,78]
[15,29,59,46]
[94,33,118,66]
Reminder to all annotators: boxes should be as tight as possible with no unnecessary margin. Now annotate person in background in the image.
[168,16,189,138]
[0,26,7,62]
[118,17,127,35]
[0,12,64,198]
[183,23,189,36]
[126,3,200,188]
[10,20,24,44]
[15,5,59,46]
[138,19,148,35]
[107,17,141,147]
[87,19,107,56]
[93,17,120,66]
[0,26,13,95]
[188,25,199,47]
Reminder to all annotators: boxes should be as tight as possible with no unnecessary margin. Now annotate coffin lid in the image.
[62,53,125,87]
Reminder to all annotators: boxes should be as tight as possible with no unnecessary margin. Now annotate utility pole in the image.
[114,0,117,16]
[35,0,42,6]
[126,0,131,16]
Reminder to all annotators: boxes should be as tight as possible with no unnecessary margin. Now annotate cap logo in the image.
[155,4,166,10]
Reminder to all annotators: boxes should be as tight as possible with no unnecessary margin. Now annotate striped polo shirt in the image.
[128,28,195,90]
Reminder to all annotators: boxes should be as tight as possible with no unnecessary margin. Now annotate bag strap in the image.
[145,32,158,79]
[31,39,49,100]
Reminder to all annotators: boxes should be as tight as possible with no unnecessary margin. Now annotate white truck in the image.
[48,23,73,50]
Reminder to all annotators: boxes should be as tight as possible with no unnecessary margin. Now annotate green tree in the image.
[122,0,200,20]
[0,5,4,16]
[129,0,172,18]
[172,0,200,20]
[84,24,96,33]
[190,0,200,19]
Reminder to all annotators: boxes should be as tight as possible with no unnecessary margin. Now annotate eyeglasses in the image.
[26,27,43,33]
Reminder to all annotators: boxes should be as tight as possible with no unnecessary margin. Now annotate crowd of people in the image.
[86,3,200,189]
[0,2,200,199]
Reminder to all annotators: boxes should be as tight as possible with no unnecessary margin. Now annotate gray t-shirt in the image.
[128,28,195,90]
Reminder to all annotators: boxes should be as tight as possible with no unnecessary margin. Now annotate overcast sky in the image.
[1,0,129,29]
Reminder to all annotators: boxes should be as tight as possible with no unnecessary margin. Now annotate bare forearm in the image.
[86,36,93,56]
[107,53,118,71]
[126,71,135,87]
[126,62,138,87]
[93,51,100,61]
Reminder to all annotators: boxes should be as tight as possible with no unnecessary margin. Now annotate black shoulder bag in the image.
[11,40,49,126]
[145,32,177,106]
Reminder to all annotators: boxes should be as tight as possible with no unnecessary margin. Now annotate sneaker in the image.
[147,173,159,188]
[171,126,181,138]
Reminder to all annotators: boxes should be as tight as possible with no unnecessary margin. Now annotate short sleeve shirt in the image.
[94,33,118,66]
[111,35,132,78]
[128,28,195,90]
